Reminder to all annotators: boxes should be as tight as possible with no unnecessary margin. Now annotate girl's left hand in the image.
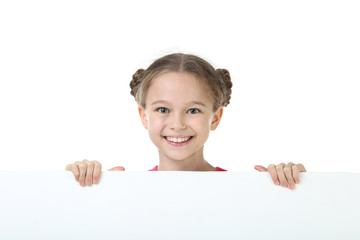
[254,162,306,190]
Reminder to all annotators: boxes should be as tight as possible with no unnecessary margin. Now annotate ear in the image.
[210,107,223,130]
[138,106,149,130]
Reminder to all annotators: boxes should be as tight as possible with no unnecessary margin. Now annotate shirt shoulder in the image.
[148,166,227,171]
[215,167,227,171]
[148,165,158,171]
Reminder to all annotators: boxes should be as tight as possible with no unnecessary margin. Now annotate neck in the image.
[157,146,216,171]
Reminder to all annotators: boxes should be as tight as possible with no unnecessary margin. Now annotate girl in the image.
[66,53,306,190]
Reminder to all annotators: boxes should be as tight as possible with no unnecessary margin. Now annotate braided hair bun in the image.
[216,68,233,107]
[129,68,145,98]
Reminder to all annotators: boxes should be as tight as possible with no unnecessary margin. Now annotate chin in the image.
[168,156,189,161]
[163,153,192,161]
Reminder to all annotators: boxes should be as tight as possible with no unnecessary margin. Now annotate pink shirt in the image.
[148,165,227,171]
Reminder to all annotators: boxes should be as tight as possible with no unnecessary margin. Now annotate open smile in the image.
[163,136,194,146]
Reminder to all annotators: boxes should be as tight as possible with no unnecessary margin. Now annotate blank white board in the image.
[0,171,359,239]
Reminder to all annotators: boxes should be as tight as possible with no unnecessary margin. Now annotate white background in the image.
[0,0,359,172]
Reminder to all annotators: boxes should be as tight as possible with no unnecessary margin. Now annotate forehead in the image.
[146,72,211,104]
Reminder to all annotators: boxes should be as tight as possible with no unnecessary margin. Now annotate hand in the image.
[66,159,102,187]
[254,162,306,190]
[65,159,126,187]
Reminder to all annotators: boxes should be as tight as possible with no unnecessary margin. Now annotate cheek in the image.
[148,116,164,134]
[192,118,211,134]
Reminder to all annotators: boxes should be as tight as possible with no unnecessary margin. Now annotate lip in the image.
[163,136,194,147]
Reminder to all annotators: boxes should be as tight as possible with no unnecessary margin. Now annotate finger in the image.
[78,162,87,187]
[254,165,268,172]
[70,164,80,182]
[93,161,102,184]
[276,163,288,187]
[65,164,71,171]
[267,164,279,185]
[287,162,295,167]
[296,163,307,172]
[108,166,126,171]
[85,161,95,186]
[292,165,300,184]
[284,163,295,190]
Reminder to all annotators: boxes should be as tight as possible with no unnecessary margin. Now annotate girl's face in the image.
[138,72,223,163]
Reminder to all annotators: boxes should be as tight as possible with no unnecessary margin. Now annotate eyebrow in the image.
[151,100,207,107]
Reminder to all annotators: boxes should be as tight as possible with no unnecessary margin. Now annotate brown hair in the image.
[129,53,233,112]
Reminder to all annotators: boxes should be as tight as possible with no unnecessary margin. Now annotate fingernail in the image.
[276,180,280,185]
[86,180,91,186]
[289,183,294,189]
[93,178,97,184]
[282,183,287,187]
[80,180,85,186]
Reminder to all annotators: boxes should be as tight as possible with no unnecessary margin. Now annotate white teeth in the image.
[166,136,191,143]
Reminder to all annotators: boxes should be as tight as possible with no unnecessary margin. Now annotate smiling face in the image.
[138,71,223,170]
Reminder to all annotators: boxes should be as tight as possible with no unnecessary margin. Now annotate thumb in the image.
[108,166,125,171]
[254,165,268,172]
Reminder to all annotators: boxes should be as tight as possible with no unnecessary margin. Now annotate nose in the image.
[168,112,187,130]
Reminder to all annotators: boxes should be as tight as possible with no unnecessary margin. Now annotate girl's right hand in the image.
[65,159,125,187]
